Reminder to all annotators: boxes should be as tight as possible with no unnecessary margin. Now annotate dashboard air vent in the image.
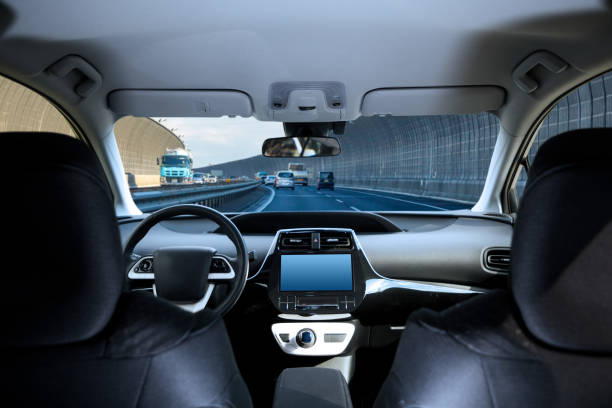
[319,231,352,250]
[484,248,511,273]
[280,233,312,249]
[320,236,351,249]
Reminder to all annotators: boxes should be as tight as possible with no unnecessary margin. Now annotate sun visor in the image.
[108,90,253,117]
[361,86,505,116]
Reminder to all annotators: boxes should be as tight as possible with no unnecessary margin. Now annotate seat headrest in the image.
[1,132,124,347]
[512,128,612,353]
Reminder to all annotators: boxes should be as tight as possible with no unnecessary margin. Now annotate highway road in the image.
[257,185,470,212]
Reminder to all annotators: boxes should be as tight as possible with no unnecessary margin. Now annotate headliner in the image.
[0,0,611,134]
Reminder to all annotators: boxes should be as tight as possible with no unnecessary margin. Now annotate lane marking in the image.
[336,199,343,203]
[252,186,276,212]
[338,187,448,210]
[325,195,331,198]
[350,206,360,211]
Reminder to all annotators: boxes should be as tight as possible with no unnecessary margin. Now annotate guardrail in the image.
[132,181,259,212]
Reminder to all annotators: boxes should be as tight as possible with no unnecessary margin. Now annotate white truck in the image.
[288,163,308,186]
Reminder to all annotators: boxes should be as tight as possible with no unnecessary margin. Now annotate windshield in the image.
[162,155,190,167]
[117,114,499,213]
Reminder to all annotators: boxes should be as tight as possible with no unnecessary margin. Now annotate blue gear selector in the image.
[296,328,316,348]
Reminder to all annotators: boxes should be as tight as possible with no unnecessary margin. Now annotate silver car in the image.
[264,175,276,185]
[274,171,294,190]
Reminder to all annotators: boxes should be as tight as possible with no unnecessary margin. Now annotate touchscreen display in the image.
[280,254,352,292]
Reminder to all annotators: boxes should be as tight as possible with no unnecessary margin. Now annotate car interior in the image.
[1,1,611,407]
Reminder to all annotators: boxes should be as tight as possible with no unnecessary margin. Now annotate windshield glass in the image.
[277,172,293,178]
[116,113,499,213]
[162,155,190,167]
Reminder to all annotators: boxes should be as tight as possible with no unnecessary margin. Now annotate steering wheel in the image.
[123,204,248,316]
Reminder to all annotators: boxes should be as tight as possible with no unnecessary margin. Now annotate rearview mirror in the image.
[262,136,341,158]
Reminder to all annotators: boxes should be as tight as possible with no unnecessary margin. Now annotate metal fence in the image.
[132,181,259,212]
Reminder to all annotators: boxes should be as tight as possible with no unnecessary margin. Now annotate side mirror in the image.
[262,136,341,158]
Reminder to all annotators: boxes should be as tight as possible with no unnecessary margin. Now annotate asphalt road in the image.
[259,185,470,212]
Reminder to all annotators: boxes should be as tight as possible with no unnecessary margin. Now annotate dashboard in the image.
[119,210,512,356]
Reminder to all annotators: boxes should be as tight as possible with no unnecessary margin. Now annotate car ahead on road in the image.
[255,171,268,183]
[274,171,295,190]
[2,2,612,408]
[317,171,334,190]
[193,173,205,184]
[204,175,218,183]
[264,175,276,185]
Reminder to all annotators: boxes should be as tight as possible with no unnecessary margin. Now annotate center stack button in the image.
[296,328,316,348]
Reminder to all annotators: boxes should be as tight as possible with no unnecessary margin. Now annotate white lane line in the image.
[339,188,448,210]
[336,199,343,203]
[350,206,360,211]
[252,186,276,212]
[325,195,331,198]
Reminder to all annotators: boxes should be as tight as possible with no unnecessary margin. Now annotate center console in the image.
[254,228,375,356]
[263,229,368,314]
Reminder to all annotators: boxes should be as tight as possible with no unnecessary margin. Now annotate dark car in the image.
[317,171,334,190]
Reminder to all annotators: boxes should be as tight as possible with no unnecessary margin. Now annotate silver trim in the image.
[128,255,235,280]
[365,278,480,295]
[153,283,215,313]
[278,313,352,321]
[271,322,356,356]
[250,227,484,295]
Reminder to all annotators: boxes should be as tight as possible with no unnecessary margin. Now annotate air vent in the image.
[280,233,312,249]
[483,248,511,273]
[320,236,351,248]
[319,231,352,250]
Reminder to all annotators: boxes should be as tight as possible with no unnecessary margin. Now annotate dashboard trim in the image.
[250,227,485,295]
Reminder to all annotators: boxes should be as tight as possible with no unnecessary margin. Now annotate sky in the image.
[153,117,283,167]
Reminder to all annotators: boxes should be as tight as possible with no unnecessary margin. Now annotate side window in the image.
[0,75,76,137]
[513,70,612,204]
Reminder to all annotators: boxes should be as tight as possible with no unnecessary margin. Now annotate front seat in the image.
[0,133,253,407]
[375,128,612,407]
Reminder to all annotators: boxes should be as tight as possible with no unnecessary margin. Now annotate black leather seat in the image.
[375,129,612,408]
[0,133,252,407]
